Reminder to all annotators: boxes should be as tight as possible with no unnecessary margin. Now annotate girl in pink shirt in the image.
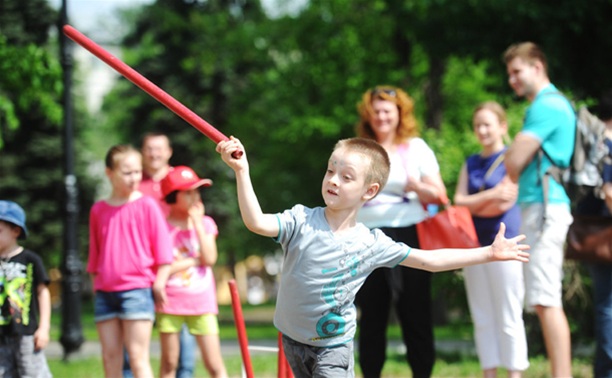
[157,166,227,378]
[87,144,172,378]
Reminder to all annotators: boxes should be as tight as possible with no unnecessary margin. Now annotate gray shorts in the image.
[281,334,354,378]
[520,203,573,310]
[0,335,52,378]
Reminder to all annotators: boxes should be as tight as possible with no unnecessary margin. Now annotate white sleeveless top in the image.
[357,137,440,228]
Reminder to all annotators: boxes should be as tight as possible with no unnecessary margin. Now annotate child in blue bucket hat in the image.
[0,200,28,239]
[0,200,52,377]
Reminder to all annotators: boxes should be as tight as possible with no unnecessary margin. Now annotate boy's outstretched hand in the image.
[490,222,530,262]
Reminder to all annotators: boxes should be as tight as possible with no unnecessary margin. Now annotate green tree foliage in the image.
[100,0,439,263]
[99,0,612,262]
[94,0,606,345]
[0,0,63,266]
[403,0,612,100]
[0,0,57,45]
[0,36,64,146]
[0,0,62,148]
[0,0,97,268]
[100,0,274,264]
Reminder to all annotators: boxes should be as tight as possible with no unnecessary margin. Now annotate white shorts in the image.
[520,203,572,310]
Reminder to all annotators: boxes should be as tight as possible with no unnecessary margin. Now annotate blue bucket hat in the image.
[0,200,28,239]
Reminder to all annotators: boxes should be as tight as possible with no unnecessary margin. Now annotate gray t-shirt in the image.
[273,205,411,347]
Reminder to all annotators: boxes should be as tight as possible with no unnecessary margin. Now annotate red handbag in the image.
[416,198,480,250]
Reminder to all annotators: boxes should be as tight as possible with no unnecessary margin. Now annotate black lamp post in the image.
[58,0,84,358]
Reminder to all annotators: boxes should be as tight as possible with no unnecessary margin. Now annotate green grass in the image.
[52,301,474,342]
[47,353,595,378]
[47,355,279,378]
[48,301,595,377]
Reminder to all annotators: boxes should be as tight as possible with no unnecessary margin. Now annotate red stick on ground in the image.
[277,332,294,378]
[228,279,254,378]
[63,24,242,157]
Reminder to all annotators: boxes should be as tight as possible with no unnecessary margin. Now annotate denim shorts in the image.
[94,287,155,323]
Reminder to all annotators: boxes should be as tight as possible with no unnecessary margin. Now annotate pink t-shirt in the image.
[87,196,173,292]
[139,172,171,216]
[156,216,219,315]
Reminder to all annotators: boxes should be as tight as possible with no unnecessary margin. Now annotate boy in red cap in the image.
[0,200,51,377]
[157,167,227,378]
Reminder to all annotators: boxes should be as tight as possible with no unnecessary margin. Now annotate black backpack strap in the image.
[537,148,567,228]
[540,146,565,184]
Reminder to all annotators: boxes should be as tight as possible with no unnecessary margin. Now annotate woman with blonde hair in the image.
[454,101,528,377]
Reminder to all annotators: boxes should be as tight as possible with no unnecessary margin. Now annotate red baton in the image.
[63,24,242,158]
[228,279,254,378]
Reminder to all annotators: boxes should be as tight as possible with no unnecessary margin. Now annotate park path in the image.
[45,338,477,361]
[45,303,479,361]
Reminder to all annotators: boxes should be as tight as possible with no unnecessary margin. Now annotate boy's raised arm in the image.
[400,222,530,272]
[216,137,280,238]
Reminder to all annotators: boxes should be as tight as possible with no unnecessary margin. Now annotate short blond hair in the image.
[333,137,390,190]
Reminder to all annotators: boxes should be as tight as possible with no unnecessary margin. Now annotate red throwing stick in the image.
[63,24,242,158]
[228,279,254,378]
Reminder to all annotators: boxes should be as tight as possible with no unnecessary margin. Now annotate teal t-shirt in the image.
[518,84,576,205]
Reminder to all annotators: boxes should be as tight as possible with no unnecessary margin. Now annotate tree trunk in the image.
[424,57,446,131]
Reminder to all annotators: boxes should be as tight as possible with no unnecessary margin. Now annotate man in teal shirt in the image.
[504,42,575,378]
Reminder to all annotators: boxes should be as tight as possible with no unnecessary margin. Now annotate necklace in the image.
[0,246,24,263]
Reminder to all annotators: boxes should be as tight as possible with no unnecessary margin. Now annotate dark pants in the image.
[356,225,435,378]
[281,334,354,378]
[590,263,612,378]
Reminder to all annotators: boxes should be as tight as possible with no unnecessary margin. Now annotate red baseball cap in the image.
[161,166,213,197]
